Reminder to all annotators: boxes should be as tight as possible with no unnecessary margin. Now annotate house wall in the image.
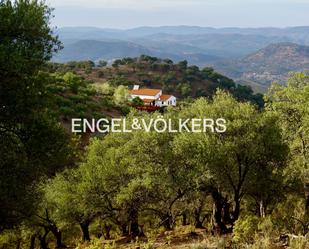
[155,96,177,107]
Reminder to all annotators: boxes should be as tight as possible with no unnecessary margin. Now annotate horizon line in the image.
[55,25,309,30]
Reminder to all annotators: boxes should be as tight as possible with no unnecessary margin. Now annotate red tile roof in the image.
[129,88,161,96]
[159,95,173,101]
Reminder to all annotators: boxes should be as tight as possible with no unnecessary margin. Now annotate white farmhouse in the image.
[129,85,176,107]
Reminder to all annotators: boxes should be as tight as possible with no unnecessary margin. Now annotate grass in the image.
[74,227,309,249]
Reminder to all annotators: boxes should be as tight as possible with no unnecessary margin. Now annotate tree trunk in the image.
[233,194,241,223]
[39,238,48,249]
[29,234,36,249]
[38,228,49,249]
[104,225,111,240]
[80,222,91,242]
[195,219,204,229]
[222,199,232,225]
[304,182,309,217]
[211,189,228,234]
[129,209,143,237]
[304,182,309,235]
[259,200,266,218]
[130,221,140,237]
[160,212,173,231]
[51,227,65,248]
[121,224,128,236]
[182,213,187,226]
[194,210,204,229]
[15,239,21,249]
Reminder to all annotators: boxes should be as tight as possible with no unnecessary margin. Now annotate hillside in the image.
[54,26,309,66]
[131,33,290,59]
[48,55,264,108]
[53,40,154,62]
[54,33,290,64]
[215,42,309,86]
[53,38,223,65]
[52,26,309,91]
[57,26,309,43]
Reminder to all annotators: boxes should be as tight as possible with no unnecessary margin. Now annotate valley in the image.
[54,26,309,92]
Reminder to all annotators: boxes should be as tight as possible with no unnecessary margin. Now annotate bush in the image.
[258,216,277,238]
[95,82,113,95]
[289,235,309,249]
[131,97,144,107]
[270,195,306,235]
[233,215,259,244]
[76,238,116,249]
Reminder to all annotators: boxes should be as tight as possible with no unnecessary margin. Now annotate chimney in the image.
[133,85,139,90]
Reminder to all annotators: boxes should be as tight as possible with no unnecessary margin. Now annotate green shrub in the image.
[258,216,277,238]
[289,235,309,249]
[95,82,113,95]
[233,215,259,244]
[75,238,116,249]
[0,230,18,249]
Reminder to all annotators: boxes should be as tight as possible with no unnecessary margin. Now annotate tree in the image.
[0,0,72,231]
[265,72,309,223]
[62,71,85,93]
[0,0,61,126]
[233,84,264,109]
[177,60,188,70]
[180,83,192,97]
[173,91,287,233]
[80,131,146,238]
[79,110,209,234]
[112,59,122,68]
[98,60,107,67]
[163,58,173,65]
[131,97,144,107]
[113,85,129,106]
[44,168,98,241]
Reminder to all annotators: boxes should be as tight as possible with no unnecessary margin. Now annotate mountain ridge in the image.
[214,42,309,86]
[53,26,309,91]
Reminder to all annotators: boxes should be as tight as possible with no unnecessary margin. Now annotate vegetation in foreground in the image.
[1,0,309,249]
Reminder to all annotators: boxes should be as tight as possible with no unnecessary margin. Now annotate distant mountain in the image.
[214,42,309,86]
[53,40,154,62]
[52,26,309,91]
[132,33,291,58]
[57,26,309,41]
[53,39,223,65]
[54,26,309,65]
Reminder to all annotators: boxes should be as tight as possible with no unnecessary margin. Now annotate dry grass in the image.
[75,226,309,249]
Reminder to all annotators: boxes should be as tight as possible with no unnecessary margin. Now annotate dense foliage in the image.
[0,0,74,232]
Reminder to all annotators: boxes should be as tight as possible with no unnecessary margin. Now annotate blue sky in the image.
[47,0,309,28]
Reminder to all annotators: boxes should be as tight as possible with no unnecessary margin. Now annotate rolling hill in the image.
[214,42,309,86]
[52,26,309,91]
[54,26,309,65]
[48,55,264,107]
[53,39,222,65]
[53,40,153,62]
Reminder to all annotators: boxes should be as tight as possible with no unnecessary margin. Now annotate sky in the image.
[47,0,309,29]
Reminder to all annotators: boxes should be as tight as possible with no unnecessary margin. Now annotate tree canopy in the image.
[0,0,73,231]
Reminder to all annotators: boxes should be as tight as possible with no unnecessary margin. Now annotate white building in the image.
[129,85,176,107]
